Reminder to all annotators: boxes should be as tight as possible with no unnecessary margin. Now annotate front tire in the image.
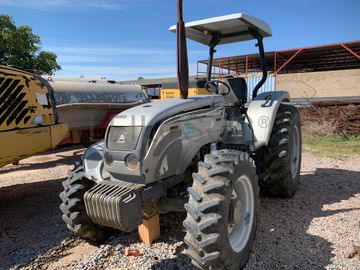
[59,164,111,243]
[184,150,259,270]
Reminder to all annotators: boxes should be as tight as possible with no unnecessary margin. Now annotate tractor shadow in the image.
[0,178,72,269]
[151,167,360,270]
[0,176,140,270]
[0,146,91,270]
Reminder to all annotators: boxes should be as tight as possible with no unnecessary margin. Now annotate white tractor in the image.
[60,2,301,269]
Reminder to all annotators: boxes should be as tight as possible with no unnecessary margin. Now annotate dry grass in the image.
[302,120,337,138]
[302,118,360,157]
[300,105,360,137]
[300,105,360,157]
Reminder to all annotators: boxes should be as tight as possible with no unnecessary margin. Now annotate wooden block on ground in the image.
[138,214,160,245]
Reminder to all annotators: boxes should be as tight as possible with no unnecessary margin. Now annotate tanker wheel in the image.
[184,150,259,270]
[258,104,302,197]
[59,163,111,243]
[80,130,92,148]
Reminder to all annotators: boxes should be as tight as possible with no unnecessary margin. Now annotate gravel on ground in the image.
[0,147,359,270]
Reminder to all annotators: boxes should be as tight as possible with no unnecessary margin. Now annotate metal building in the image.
[197,40,360,99]
[121,41,359,101]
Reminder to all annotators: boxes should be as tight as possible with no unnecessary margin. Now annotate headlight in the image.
[104,153,114,167]
[107,126,142,151]
[125,154,138,170]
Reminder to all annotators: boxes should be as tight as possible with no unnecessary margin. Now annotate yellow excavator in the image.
[0,65,68,168]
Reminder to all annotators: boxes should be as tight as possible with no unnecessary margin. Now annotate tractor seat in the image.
[220,77,248,105]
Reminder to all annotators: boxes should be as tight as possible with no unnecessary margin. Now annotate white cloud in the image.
[44,43,204,63]
[43,43,202,80]
[63,64,176,75]
[57,64,193,81]
[46,45,205,56]
[57,61,199,80]
[0,0,146,10]
[46,46,177,56]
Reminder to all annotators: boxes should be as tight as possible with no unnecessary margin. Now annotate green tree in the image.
[0,15,61,74]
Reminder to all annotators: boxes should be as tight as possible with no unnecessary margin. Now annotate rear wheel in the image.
[184,150,259,270]
[258,104,302,197]
[59,164,111,243]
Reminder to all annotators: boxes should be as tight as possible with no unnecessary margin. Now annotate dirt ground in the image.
[0,147,359,270]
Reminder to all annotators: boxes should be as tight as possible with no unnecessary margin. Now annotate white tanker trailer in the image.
[47,78,148,146]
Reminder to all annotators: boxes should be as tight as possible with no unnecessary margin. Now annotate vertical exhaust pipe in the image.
[176,0,189,99]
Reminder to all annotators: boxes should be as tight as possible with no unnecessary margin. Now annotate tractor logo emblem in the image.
[117,134,126,144]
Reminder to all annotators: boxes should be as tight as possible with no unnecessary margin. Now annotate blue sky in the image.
[1,0,359,80]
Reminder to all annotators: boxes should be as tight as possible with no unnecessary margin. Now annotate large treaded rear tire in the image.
[184,150,259,270]
[259,104,302,197]
[59,165,110,243]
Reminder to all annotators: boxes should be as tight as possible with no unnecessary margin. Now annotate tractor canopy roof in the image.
[169,13,272,46]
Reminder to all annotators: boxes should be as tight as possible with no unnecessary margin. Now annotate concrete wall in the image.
[276,69,360,98]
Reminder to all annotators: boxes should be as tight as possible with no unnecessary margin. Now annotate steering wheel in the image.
[205,80,231,95]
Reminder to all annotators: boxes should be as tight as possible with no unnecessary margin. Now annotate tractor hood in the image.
[109,95,224,128]
[102,95,225,185]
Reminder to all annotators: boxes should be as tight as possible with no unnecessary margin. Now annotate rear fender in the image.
[247,91,290,148]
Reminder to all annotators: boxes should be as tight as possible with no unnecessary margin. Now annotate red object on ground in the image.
[124,247,143,257]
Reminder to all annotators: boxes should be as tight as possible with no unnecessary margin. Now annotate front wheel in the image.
[184,150,259,270]
[59,164,111,243]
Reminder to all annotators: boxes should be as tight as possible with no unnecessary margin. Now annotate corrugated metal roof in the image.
[199,40,360,74]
